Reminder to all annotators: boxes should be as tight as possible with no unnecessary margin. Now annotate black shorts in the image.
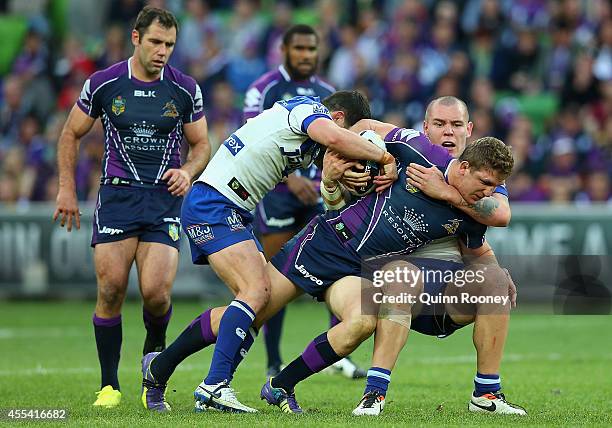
[91,185,182,249]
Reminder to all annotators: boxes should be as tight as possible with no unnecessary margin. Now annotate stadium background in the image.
[0,0,611,425]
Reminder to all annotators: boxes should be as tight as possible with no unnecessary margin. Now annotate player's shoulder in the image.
[86,60,128,92]
[163,64,200,96]
[277,95,327,113]
[385,127,451,166]
[312,75,336,95]
[248,68,283,92]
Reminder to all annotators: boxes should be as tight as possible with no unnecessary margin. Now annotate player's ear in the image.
[466,121,474,137]
[459,160,470,175]
[331,110,346,128]
[131,29,140,47]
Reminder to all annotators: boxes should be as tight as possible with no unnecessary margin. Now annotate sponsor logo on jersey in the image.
[403,207,430,232]
[226,209,245,232]
[130,121,157,138]
[168,223,180,242]
[99,226,124,235]
[312,103,329,115]
[223,134,244,156]
[228,177,250,201]
[265,216,295,228]
[442,219,462,235]
[295,263,323,286]
[162,100,179,118]
[333,221,353,242]
[186,223,214,245]
[406,182,420,193]
[296,87,315,96]
[134,89,156,97]
[280,147,303,177]
[111,96,126,116]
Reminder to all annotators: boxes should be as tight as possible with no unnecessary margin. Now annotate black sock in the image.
[93,314,122,390]
[272,332,341,392]
[151,309,216,384]
[264,307,286,368]
[143,305,172,355]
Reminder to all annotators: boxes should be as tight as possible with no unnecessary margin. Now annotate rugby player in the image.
[257,131,517,414]
[53,6,210,408]
[348,98,525,416]
[245,23,365,379]
[140,91,398,412]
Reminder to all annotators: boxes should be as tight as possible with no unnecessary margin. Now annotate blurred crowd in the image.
[0,0,611,206]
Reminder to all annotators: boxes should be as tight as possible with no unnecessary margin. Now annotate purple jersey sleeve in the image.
[458,219,487,249]
[384,127,452,167]
[76,61,126,118]
[243,70,281,122]
[166,67,204,123]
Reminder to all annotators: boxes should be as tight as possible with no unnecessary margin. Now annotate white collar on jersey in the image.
[278,64,315,83]
[128,56,164,81]
[444,158,457,183]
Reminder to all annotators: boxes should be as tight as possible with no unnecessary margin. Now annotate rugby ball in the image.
[348,130,387,197]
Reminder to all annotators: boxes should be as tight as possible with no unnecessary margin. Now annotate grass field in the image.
[1,301,611,427]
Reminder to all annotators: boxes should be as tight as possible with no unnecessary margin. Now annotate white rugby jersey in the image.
[198,96,331,211]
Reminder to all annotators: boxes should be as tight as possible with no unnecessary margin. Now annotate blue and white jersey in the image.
[76,58,204,186]
[323,128,488,258]
[198,95,331,211]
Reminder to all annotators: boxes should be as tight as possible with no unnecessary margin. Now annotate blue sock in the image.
[364,367,391,397]
[474,372,501,396]
[229,326,258,381]
[205,300,255,385]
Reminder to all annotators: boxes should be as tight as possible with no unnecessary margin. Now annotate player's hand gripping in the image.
[322,150,359,186]
[406,163,456,201]
[163,168,192,196]
[373,152,398,193]
[286,174,319,205]
[53,187,80,232]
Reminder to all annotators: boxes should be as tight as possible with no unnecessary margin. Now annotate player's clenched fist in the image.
[163,168,191,196]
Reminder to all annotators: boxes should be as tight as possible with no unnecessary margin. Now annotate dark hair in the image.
[282,24,318,46]
[459,136,514,179]
[322,91,371,127]
[134,6,179,38]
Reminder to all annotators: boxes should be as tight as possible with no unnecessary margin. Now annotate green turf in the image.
[0,301,611,427]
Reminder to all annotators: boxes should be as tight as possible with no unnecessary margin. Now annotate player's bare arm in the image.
[349,118,396,137]
[306,118,398,191]
[163,116,211,196]
[407,163,511,227]
[54,105,96,231]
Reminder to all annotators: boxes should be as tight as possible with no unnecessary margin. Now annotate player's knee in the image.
[142,289,171,312]
[240,286,271,314]
[344,314,377,343]
[473,264,508,296]
[97,283,126,310]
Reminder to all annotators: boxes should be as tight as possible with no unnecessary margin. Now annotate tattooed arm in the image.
[452,193,511,227]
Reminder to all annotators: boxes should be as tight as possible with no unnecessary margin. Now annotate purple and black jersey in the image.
[77,59,204,185]
[322,128,489,258]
